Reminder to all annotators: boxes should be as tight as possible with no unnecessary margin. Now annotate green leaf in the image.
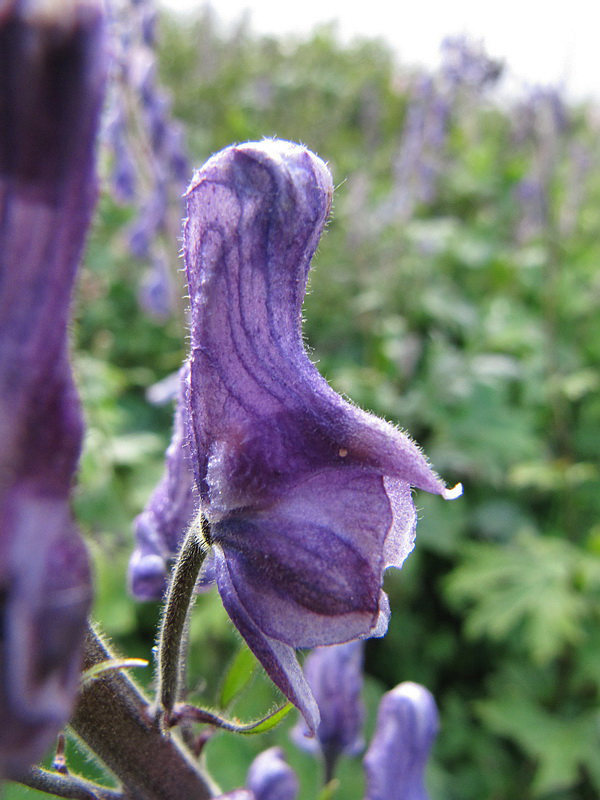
[445,533,590,662]
[477,694,600,796]
[172,701,294,735]
[219,645,258,708]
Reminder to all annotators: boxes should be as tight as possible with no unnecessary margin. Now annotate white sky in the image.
[159,0,600,102]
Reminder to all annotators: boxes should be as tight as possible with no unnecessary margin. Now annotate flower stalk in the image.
[156,516,209,725]
[69,623,215,800]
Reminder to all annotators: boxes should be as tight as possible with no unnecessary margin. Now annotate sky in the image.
[159,0,600,102]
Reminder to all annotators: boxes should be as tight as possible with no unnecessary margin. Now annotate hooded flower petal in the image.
[363,682,440,800]
[291,641,365,777]
[183,139,461,732]
[0,0,106,777]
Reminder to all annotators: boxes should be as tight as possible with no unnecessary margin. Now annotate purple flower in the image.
[129,363,198,599]
[138,255,175,321]
[215,748,298,800]
[247,747,299,800]
[183,139,461,732]
[0,0,106,777]
[291,641,365,779]
[363,682,440,800]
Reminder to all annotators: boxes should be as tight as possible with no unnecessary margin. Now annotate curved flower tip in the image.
[291,641,365,777]
[363,682,440,800]
[247,747,299,800]
[183,139,460,732]
[0,0,106,778]
[442,482,463,500]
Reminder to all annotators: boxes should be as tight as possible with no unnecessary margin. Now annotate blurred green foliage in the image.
[10,8,600,800]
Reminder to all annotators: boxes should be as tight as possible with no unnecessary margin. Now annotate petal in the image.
[213,546,320,734]
[212,468,398,649]
[382,478,418,569]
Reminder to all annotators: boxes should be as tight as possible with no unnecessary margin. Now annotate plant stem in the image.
[156,516,208,724]
[70,623,215,800]
[19,766,123,800]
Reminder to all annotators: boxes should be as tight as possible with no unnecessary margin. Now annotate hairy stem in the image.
[157,517,208,723]
[19,766,124,800]
[70,623,215,800]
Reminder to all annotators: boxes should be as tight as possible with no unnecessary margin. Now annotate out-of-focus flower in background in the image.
[0,0,107,777]
[291,641,365,780]
[129,361,197,599]
[247,747,299,800]
[363,682,440,800]
[104,0,190,320]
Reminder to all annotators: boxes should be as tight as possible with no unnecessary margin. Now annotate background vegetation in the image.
[9,7,600,799]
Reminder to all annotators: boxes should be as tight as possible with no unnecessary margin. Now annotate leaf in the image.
[219,645,258,708]
[172,701,294,735]
[476,694,600,796]
[445,533,589,662]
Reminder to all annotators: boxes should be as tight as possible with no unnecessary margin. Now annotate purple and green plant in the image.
[0,1,460,797]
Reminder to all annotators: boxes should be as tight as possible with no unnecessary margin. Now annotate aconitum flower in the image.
[215,747,298,800]
[129,362,199,599]
[0,0,106,777]
[291,641,365,779]
[182,139,461,732]
[363,682,439,800]
[247,747,299,800]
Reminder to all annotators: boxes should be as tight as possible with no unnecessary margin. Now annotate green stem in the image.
[156,516,208,724]
[70,623,215,800]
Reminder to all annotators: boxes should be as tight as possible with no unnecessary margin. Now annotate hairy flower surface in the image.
[183,139,460,732]
[363,682,439,800]
[0,0,106,777]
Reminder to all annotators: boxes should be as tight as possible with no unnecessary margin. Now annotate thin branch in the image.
[19,766,123,800]
[69,623,215,800]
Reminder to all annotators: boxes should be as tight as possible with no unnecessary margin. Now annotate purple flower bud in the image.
[0,0,106,777]
[183,139,461,733]
[247,747,299,800]
[111,139,137,203]
[138,256,174,320]
[363,683,440,800]
[291,641,364,778]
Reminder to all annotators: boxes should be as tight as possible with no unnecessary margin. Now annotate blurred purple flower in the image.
[247,747,299,800]
[104,0,190,319]
[291,641,365,779]
[129,362,199,599]
[215,747,298,800]
[0,0,106,777]
[138,255,175,320]
[440,36,503,91]
[363,682,439,800]
[183,139,461,732]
